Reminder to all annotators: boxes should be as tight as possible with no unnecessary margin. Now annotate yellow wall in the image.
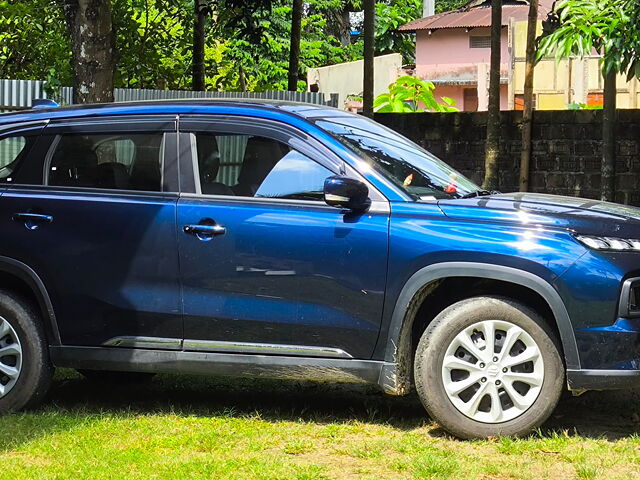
[511,21,638,110]
[538,94,566,110]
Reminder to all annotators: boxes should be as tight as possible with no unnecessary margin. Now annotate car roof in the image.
[0,98,354,127]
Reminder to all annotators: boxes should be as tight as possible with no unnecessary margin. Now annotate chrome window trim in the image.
[0,119,49,134]
[178,192,390,214]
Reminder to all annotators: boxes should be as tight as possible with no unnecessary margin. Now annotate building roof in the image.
[399,0,554,32]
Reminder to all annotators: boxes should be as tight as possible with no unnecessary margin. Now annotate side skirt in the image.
[567,369,640,390]
[50,346,393,386]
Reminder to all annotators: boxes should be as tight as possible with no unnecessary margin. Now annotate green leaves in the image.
[374,0,422,62]
[0,0,493,93]
[0,0,71,85]
[537,0,640,80]
[374,75,459,113]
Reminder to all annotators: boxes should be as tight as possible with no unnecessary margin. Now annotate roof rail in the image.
[32,99,59,109]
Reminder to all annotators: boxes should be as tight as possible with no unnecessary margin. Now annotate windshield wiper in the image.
[460,189,499,199]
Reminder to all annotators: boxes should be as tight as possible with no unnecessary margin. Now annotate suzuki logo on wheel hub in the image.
[487,364,500,377]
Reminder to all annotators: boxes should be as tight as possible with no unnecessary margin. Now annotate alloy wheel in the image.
[0,315,22,398]
[441,319,544,423]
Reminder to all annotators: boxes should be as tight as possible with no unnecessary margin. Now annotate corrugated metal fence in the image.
[0,79,72,111]
[0,79,338,112]
[0,79,339,178]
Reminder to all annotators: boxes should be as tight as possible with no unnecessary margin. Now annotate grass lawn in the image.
[0,370,639,480]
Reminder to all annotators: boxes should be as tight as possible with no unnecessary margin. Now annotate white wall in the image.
[307,53,403,109]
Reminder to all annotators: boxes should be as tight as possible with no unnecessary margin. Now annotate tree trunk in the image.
[337,8,351,47]
[62,0,115,104]
[288,0,303,92]
[519,0,538,192]
[363,0,375,117]
[602,69,617,202]
[239,64,247,92]
[193,0,206,91]
[483,0,502,190]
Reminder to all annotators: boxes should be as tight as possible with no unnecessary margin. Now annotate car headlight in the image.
[574,234,640,251]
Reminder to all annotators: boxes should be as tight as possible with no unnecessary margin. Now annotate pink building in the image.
[400,0,554,112]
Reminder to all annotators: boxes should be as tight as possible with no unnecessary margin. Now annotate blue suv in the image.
[0,99,638,439]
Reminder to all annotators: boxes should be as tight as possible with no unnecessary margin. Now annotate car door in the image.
[176,115,390,359]
[0,116,183,347]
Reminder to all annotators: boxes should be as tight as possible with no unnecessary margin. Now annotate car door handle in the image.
[13,212,53,230]
[183,223,226,241]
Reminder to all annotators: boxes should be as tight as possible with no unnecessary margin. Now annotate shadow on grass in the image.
[4,369,639,450]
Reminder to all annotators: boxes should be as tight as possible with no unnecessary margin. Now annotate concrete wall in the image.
[307,54,403,109]
[434,84,509,112]
[415,28,510,111]
[415,28,508,72]
[374,110,640,206]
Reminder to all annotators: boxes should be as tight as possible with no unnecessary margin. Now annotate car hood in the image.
[437,192,640,237]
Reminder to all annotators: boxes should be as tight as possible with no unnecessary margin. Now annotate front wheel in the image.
[414,296,564,439]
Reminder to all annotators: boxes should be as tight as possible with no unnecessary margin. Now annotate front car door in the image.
[0,116,182,347]
[176,115,390,359]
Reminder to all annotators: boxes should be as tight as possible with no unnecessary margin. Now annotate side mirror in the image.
[324,175,371,212]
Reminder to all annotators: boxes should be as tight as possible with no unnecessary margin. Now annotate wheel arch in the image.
[378,262,579,395]
[0,256,61,345]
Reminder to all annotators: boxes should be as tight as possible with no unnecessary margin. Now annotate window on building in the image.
[514,94,537,111]
[463,88,479,112]
[587,93,604,108]
[469,36,491,49]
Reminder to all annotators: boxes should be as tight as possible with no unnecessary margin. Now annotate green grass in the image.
[1,370,639,480]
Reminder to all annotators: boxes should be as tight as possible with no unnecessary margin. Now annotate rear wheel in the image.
[0,290,53,412]
[414,296,564,439]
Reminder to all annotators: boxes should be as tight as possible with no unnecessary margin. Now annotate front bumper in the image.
[568,317,640,390]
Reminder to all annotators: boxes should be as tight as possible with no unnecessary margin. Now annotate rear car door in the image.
[0,116,182,347]
[176,115,390,359]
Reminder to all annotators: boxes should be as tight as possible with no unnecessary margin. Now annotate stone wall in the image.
[373,110,640,206]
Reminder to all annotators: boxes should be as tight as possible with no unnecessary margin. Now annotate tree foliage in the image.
[537,0,640,79]
[374,0,421,62]
[435,0,468,14]
[0,0,473,92]
[0,0,71,85]
[374,75,458,112]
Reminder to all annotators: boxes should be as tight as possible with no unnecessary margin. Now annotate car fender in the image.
[0,255,61,345]
[378,262,579,395]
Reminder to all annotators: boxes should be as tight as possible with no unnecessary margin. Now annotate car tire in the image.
[414,295,564,439]
[77,370,156,384]
[0,289,53,412]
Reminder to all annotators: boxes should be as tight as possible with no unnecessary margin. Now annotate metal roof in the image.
[399,0,554,32]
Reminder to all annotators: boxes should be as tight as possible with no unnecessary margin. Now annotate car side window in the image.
[192,133,334,200]
[0,134,31,183]
[48,133,165,192]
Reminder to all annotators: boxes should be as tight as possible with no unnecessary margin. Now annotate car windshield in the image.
[313,115,480,200]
